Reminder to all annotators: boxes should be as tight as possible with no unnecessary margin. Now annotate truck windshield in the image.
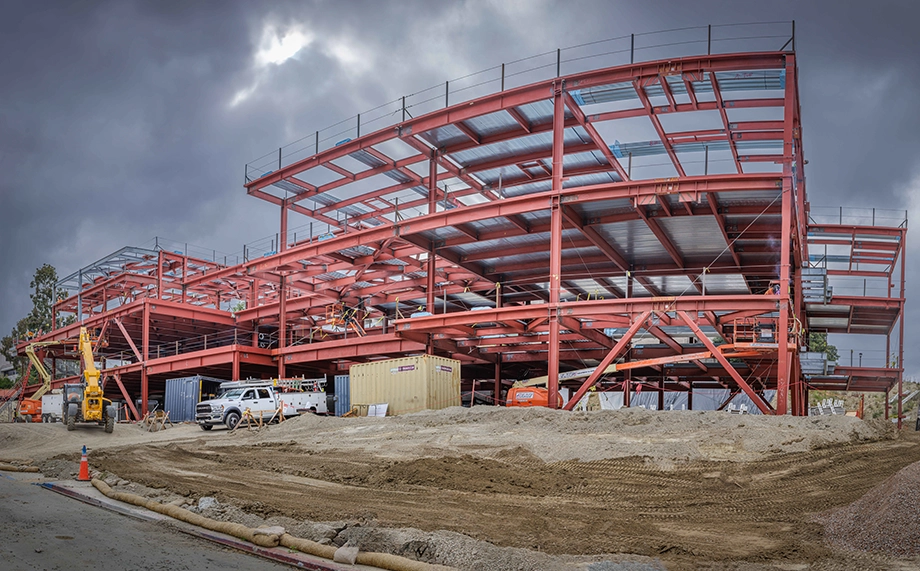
[218,389,246,399]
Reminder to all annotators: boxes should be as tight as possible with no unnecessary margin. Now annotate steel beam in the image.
[563,311,651,410]
[678,310,773,414]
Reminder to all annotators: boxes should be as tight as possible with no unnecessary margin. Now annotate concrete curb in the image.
[40,480,375,571]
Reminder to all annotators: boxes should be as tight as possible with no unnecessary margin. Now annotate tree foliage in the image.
[0,264,66,383]
[808,332,839,362]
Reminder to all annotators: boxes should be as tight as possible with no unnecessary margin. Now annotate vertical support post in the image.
[232,349,240,381]
[657,379,665,411]
[182,255,188,305]
[249,278,260,349]
[494,361,502,405]
[707,24,711,55]
[278,275,287,379]
[776,53,796,415]
[427,247,436,314]
[77,269,83,322]
[630,34,635,64]
[704,145,709,175]
[445,81,449,107]
[401,96,406,122]
[356,113,361,138]
[556,48,561,77]
[501,63,505,91]
[547,80,565,410]
[687,382,693,410]
[624,377,631,407]
[885,389,890,420]
[897,229,906,429]
[141,301,150,415]
[792,20,796,52]
[278,147,282,170]
[426,153,438,348]
[280,200,288,252]
[315,131,319,155]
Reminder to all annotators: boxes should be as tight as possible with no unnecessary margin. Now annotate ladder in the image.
[219,376,328,392]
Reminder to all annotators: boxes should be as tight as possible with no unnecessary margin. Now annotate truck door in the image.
[240,389,259,417]
[255,388,274,417]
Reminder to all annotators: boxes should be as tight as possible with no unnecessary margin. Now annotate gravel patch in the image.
[821,460,920,556]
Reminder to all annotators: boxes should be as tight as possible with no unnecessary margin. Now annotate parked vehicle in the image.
[195,380,327,430]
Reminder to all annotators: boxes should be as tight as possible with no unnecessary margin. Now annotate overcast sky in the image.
[1,1,918,375]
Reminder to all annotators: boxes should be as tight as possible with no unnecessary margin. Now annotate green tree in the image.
[0,376,13,389]
[808,332,839,362]
[0,264,66,384]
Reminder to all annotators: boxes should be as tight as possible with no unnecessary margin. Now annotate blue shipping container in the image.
[334,375,350,417]
[164,375,226,422]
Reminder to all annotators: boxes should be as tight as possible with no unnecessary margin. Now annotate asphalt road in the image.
[0,474,290,571]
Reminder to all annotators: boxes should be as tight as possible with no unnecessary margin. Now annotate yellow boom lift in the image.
[62,327,116,433]
[17,339,65,422]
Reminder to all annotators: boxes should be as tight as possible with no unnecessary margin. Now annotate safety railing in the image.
[244,21,795,182]
[808,206,908,228]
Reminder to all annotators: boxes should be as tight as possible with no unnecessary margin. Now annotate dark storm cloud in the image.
[1,1,918,373]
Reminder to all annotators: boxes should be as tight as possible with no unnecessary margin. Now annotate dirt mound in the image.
[250,406,894,464]
[822,460,920,556]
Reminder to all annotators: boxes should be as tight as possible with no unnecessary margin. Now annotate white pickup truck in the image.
[195,386,327,430]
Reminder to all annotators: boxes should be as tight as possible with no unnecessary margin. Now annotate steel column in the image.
[494,361,502,405]
[280,199,288,252]
[547,80,565,409]
[156,250,163,299]
[776,54,796,415]
[141,301,149,415]
[898,230,906,429]
[278,275,287,379]
[427,152,438,314]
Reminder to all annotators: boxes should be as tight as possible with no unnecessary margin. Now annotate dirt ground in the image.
[3,407,920,570]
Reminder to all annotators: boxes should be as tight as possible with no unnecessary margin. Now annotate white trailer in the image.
[41,391,63,423]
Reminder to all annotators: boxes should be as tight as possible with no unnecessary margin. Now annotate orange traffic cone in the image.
[77,445,90,481]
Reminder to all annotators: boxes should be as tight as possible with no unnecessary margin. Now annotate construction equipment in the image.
[505,377,564,408]
[16,339,66,423]
[508,343,773,408]
[62,327,116,433]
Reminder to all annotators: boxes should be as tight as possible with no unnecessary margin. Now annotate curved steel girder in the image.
[246,52,786,196]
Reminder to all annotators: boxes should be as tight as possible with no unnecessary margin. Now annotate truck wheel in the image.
[66,414,75,431]
[104,416,114,433]
[225,411,241,430]
[23,415,32,423]
[200,424,213,431]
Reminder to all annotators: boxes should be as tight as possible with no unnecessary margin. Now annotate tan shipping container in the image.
[348,355,461,415]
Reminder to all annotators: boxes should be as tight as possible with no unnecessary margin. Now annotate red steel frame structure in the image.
[17,49,908,422]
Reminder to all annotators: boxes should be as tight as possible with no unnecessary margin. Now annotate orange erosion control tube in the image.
[77,445,91,481]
